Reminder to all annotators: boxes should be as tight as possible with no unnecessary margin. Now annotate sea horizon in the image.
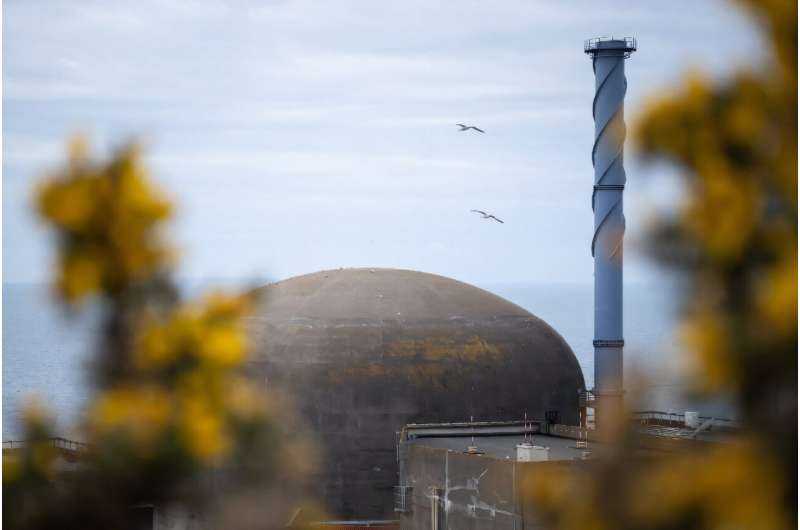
[2,278,735,440]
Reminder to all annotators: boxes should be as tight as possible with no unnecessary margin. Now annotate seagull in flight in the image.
[457,123,485,133]
[471,210,504,223]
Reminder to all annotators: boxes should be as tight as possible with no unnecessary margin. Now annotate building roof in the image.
[401,419,741,463]
[251,267,533,321]
[404,433,592,462]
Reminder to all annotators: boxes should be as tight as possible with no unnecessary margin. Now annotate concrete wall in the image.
[399,446,559,530]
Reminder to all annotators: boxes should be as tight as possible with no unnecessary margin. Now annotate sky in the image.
[3,0,766,287]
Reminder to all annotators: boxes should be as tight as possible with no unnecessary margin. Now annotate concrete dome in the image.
[247,268,585,519]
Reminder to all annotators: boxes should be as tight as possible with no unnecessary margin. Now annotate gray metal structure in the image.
[584,37,636,426]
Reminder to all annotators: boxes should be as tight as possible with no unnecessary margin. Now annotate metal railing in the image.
[547,424,592,440]
[2,437,90,452]
[402,419,541,440]
[631,411,741,430]
[394,485,413,513]
[584,36,637,52]
[584,37,637,58]
[632,411,686,426]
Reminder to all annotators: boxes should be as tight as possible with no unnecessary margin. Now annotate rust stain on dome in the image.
[384,335,502,361]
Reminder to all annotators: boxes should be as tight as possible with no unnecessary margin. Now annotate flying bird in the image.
[456,123,485,133]
[471,209,504,223]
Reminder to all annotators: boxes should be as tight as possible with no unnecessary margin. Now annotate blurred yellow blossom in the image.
[89,386,171,451]
[684,160,759,262]
[3,400,61,485]
[180,400,230,462]
[680,309,737,392]
[3,452,22,482]
[629,442,785,530]
[755,251,797,335]
[134,292,252,371]
[36,139,172,302]
[135,318,177,369]
[58,249,104,300]
[531,439,787,530]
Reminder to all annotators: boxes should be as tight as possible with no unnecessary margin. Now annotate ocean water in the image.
[2,280,732,440]
[3,283,98,440]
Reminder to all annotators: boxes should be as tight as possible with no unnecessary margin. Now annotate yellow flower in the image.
[37,177,96,231]
[756,251,797,336]
[197,325,247,366]
[630,441,785,530]
[683,161,758,262]
[680,309,736,392]
[203,291,253,321]
[724,82,766,145]
[90,386,171,448]
[58,249,104,301]
[67,134,90,163]
[36,137,173,303]
[133,292,251,372]
[180,400,230,462]
[3,453,21,483]
[31,445,59,480]
[136,323,177,369]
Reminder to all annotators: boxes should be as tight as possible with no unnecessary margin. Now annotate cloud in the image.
[3,0,765,284]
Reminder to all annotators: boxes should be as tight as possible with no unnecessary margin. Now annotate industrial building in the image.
[247,267,586,520]
[394,416,738,530]
[395,421,581,530]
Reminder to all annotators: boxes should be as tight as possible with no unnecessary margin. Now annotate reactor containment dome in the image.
[247,268,585,519]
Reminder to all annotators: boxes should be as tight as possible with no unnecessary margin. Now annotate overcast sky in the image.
[3,0,765,287]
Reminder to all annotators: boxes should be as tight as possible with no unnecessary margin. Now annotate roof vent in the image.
[516,443,549,462]
[464,444,484,455]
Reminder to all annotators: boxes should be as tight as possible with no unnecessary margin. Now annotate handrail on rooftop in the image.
[631,411,740,429]
[3,437,90,452]
[404,419,540,429]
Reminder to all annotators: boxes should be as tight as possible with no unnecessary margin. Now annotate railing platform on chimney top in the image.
[583,37,637,56]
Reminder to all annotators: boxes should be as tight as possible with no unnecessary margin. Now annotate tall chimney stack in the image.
[584,37,636,430]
